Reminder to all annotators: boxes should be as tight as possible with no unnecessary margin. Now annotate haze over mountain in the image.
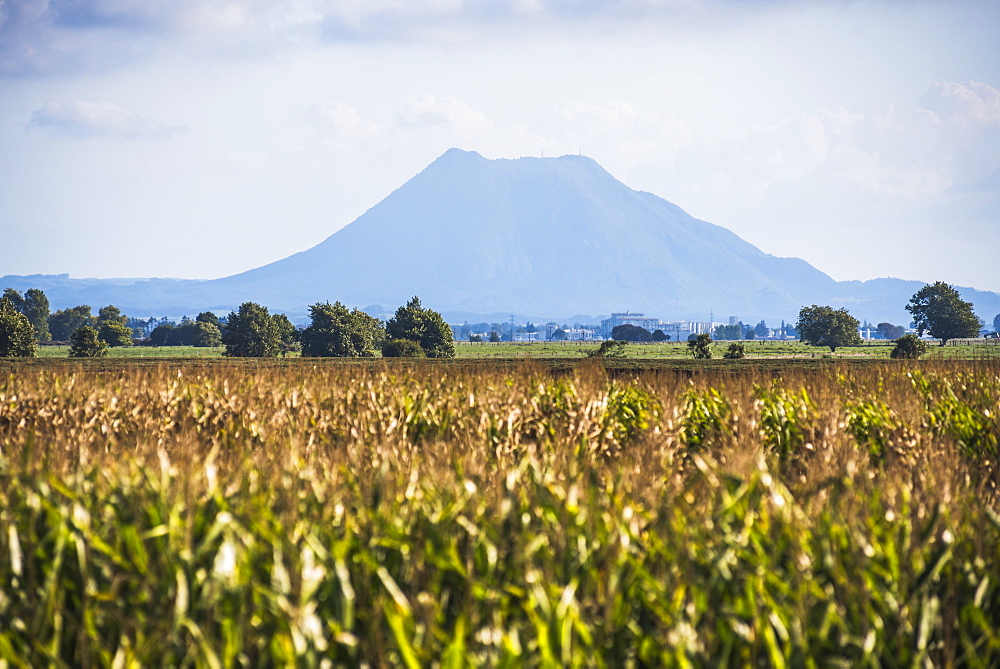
[4,149,999,325]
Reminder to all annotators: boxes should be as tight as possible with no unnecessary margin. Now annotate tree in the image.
[192,322,223,347]
[69,326,108,357]
[382,339,425,358]
[0,296,37,357]
[890,334,927,360]
[98,321,134,347]
[49,306,95,341]
[2,288,51,341]
[588,340,628,359]
[713,323,742,340]
[552,328,569,341]
[906,282,980,345]
[272,314,300,356]
[688,333,712,359]
[611,324,652,342]
[149,323,177,346]
[2,289,24,313]
[993,314,1000,334]
[301,301,384,357]
[385,297,455,358]
[489,331,501,343]
[222,302,282,357]
[23,289,51,341]
[651,329,668,342]
[796,305,861,352]
[196,311,221,327]
[723,342,746,359]
[755,320,769,338]
[98,305,127,326]
[876,322,905,340]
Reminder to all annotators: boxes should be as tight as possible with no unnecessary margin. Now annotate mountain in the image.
[4,149,999,324]
[197,148,841,320]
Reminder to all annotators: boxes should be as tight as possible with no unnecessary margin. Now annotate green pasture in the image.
[32,339,1000,361]
[453,339,1000,360]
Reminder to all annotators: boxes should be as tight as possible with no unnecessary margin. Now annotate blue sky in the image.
[2,0,999,292]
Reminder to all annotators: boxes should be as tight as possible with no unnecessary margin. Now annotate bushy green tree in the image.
[890,334,927,360]
[98,321,134,347]
[149,323,177,346]
[588,340,628,359]
[651,329,668,342]
[23,289,51,341]
[2,288,51,341]
[2,289,24,312]
[489,331,501,343]
[796,305,861,352]
[713,323,743,340]
[723,342,746,359]
[905,281,981,345]
[301,302,384,357]
[272,314,300,356]
[69,326,108,357]
[385,297,454,358]
[876,322,905,340]
[196,311,221,328]
[94,304,133,346]
[49,306,95,341]
[192,321,222,347]
[688,333,712,359]
[611,324,652,342]
[551,328,569,341]
[98,305,127,326]
[222,302,283,357]
[381,339,425,358]
[755,320,769,338]
[993,313,1000,333]
[0,296,37,357]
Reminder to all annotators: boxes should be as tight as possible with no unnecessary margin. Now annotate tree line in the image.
[0,290,455,359]
[0,282,991,359]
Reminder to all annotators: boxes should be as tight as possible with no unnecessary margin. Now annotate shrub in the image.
[891,333,927,359]
[723,342,746,359]
[69,325,108,357]
[687,333,712,359]
[382,338,425,357]
[587,340,628,358]
[98,321,135,347]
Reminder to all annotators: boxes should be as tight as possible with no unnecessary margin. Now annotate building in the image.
[600,312,662,339]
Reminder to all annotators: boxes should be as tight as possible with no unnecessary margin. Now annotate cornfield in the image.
[1,359,998,666]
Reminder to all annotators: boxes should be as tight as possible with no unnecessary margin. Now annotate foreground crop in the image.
[1,360,998,666]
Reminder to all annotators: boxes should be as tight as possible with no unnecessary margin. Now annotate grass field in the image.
[36,345,228,358]
[35,338,1000,361]
[455,339,1000,359]
[1,358,998,665]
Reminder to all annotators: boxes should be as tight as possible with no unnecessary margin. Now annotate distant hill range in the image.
[5,149,999,325]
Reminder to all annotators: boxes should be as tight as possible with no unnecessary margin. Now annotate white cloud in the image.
[309,101,380,141]
[919,81,1000,125]
[0,0,796,75]
[28,101,186,139]
[396,94,494,139]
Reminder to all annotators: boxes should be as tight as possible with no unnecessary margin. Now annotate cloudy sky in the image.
[2,0,999,292]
